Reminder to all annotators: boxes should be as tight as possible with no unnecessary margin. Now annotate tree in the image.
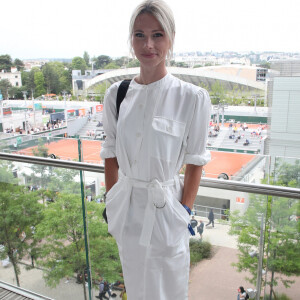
[21,68,37,91]
[0,161,43,287]
[104,62,119,69]
[259,61,271,69]
[229,161,300,297]
[35,194,122,299]
[93,55,112,69]
[114,56,129,68]
[42,62,72,95]
[0,79,12,99]
[59,68,72,92]
[174,62,188,68]
[127,58,140,68]
[209,81,226,105]
[34,71,46,97]
[0,54,13,72]
[71,56,87,74]
[42,63,60,95]
[14,58,25,71]
[83,51,90,67]
[8,86,19,99]
[90,82,110,103]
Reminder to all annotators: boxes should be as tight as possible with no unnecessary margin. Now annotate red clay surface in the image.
[17,139,256,179]
[17,139,103,164]
[204,151,255,178]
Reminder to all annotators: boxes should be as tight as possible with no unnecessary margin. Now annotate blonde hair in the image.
[129,0,175,61]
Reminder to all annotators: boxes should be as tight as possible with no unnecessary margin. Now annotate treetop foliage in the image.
[229,160,300,294]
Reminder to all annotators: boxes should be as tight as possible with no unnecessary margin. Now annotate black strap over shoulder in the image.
[103,79,131,224]
[116,79,131,119]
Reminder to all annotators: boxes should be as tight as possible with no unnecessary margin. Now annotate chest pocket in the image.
[151,116,186,162]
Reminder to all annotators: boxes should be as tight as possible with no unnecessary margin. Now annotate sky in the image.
[1,0,300,60]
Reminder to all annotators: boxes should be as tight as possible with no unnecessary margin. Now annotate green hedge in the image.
[189,239,212,266]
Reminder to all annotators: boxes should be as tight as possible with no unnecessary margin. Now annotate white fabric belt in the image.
[118,170,179,247]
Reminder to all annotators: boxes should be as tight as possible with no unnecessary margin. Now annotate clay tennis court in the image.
[17,139,103,164]
[18,138,256,179]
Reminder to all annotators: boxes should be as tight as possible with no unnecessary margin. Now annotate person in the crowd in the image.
[190,216,198,229]
[237,286,247,299]
[206,208,215,227]
[197,220,204,239]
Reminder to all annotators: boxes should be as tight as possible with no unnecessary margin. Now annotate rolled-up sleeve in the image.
[183,89,211,166]
[100,84,118,159]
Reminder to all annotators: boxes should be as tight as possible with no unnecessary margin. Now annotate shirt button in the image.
[139,104,143,109]
[136,132,141,138]
[167,126,172,132]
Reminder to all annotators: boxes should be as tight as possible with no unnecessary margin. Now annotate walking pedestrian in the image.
[197,220,204,239]
[96,281,109,300]
[206,209,215,227]
[100,1,211,299]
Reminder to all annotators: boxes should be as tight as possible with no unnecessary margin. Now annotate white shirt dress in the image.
[100,73,211,300]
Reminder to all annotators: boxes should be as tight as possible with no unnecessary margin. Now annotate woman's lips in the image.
[141,53,157,58]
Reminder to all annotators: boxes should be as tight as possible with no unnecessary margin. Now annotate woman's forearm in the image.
[104,157,119,192]
[181,164,203,210]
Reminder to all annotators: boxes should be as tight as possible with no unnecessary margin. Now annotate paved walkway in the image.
[189,222,300,300]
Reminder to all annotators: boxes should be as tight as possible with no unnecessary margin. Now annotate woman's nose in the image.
[144,37,154,49]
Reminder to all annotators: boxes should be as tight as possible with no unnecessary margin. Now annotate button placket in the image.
[131,88,147,168]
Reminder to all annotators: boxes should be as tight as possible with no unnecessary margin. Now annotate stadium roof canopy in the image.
[85,66,266,92]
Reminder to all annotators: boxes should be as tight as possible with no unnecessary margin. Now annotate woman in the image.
[100,1,211,299]
[237,286,247,299]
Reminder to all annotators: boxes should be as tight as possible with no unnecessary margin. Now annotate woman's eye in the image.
[135,33,144,38]
[153,33,163,38]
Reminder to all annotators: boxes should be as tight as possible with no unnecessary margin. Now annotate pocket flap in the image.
[152,117,185,137]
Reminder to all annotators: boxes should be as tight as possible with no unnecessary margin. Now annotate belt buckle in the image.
[153,199,166,209]
[150,180,166,209]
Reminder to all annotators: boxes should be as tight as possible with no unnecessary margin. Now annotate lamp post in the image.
[22,91,28,134]
[62,90,68,127]
[213,102,228,127]
[255,214,264,300]
[0,89,3,123]
[31,88,36,129]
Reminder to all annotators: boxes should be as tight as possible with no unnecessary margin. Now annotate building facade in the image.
[0,67,22,87]
[267,60,300,159]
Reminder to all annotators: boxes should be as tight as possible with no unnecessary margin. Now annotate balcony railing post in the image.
[78,139,92,300]
[255,214,264,300]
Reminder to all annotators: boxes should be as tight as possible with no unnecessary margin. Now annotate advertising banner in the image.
[96,104,103,112]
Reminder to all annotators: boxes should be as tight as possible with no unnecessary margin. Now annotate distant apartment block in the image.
[0,67,22,87]
[23,59,48,70]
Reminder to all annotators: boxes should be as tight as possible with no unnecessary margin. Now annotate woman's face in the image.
[132,13,170,70]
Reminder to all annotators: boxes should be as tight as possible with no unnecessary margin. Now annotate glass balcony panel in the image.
[81,170,123,299]
[273,156,300,188]
[0,151,299,299]
[0,136,81,161]
[264,196,300,300]
[80,139,102,165]
[0,159,91,300]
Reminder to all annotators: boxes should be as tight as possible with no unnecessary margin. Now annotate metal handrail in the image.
[0,152,299,200]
